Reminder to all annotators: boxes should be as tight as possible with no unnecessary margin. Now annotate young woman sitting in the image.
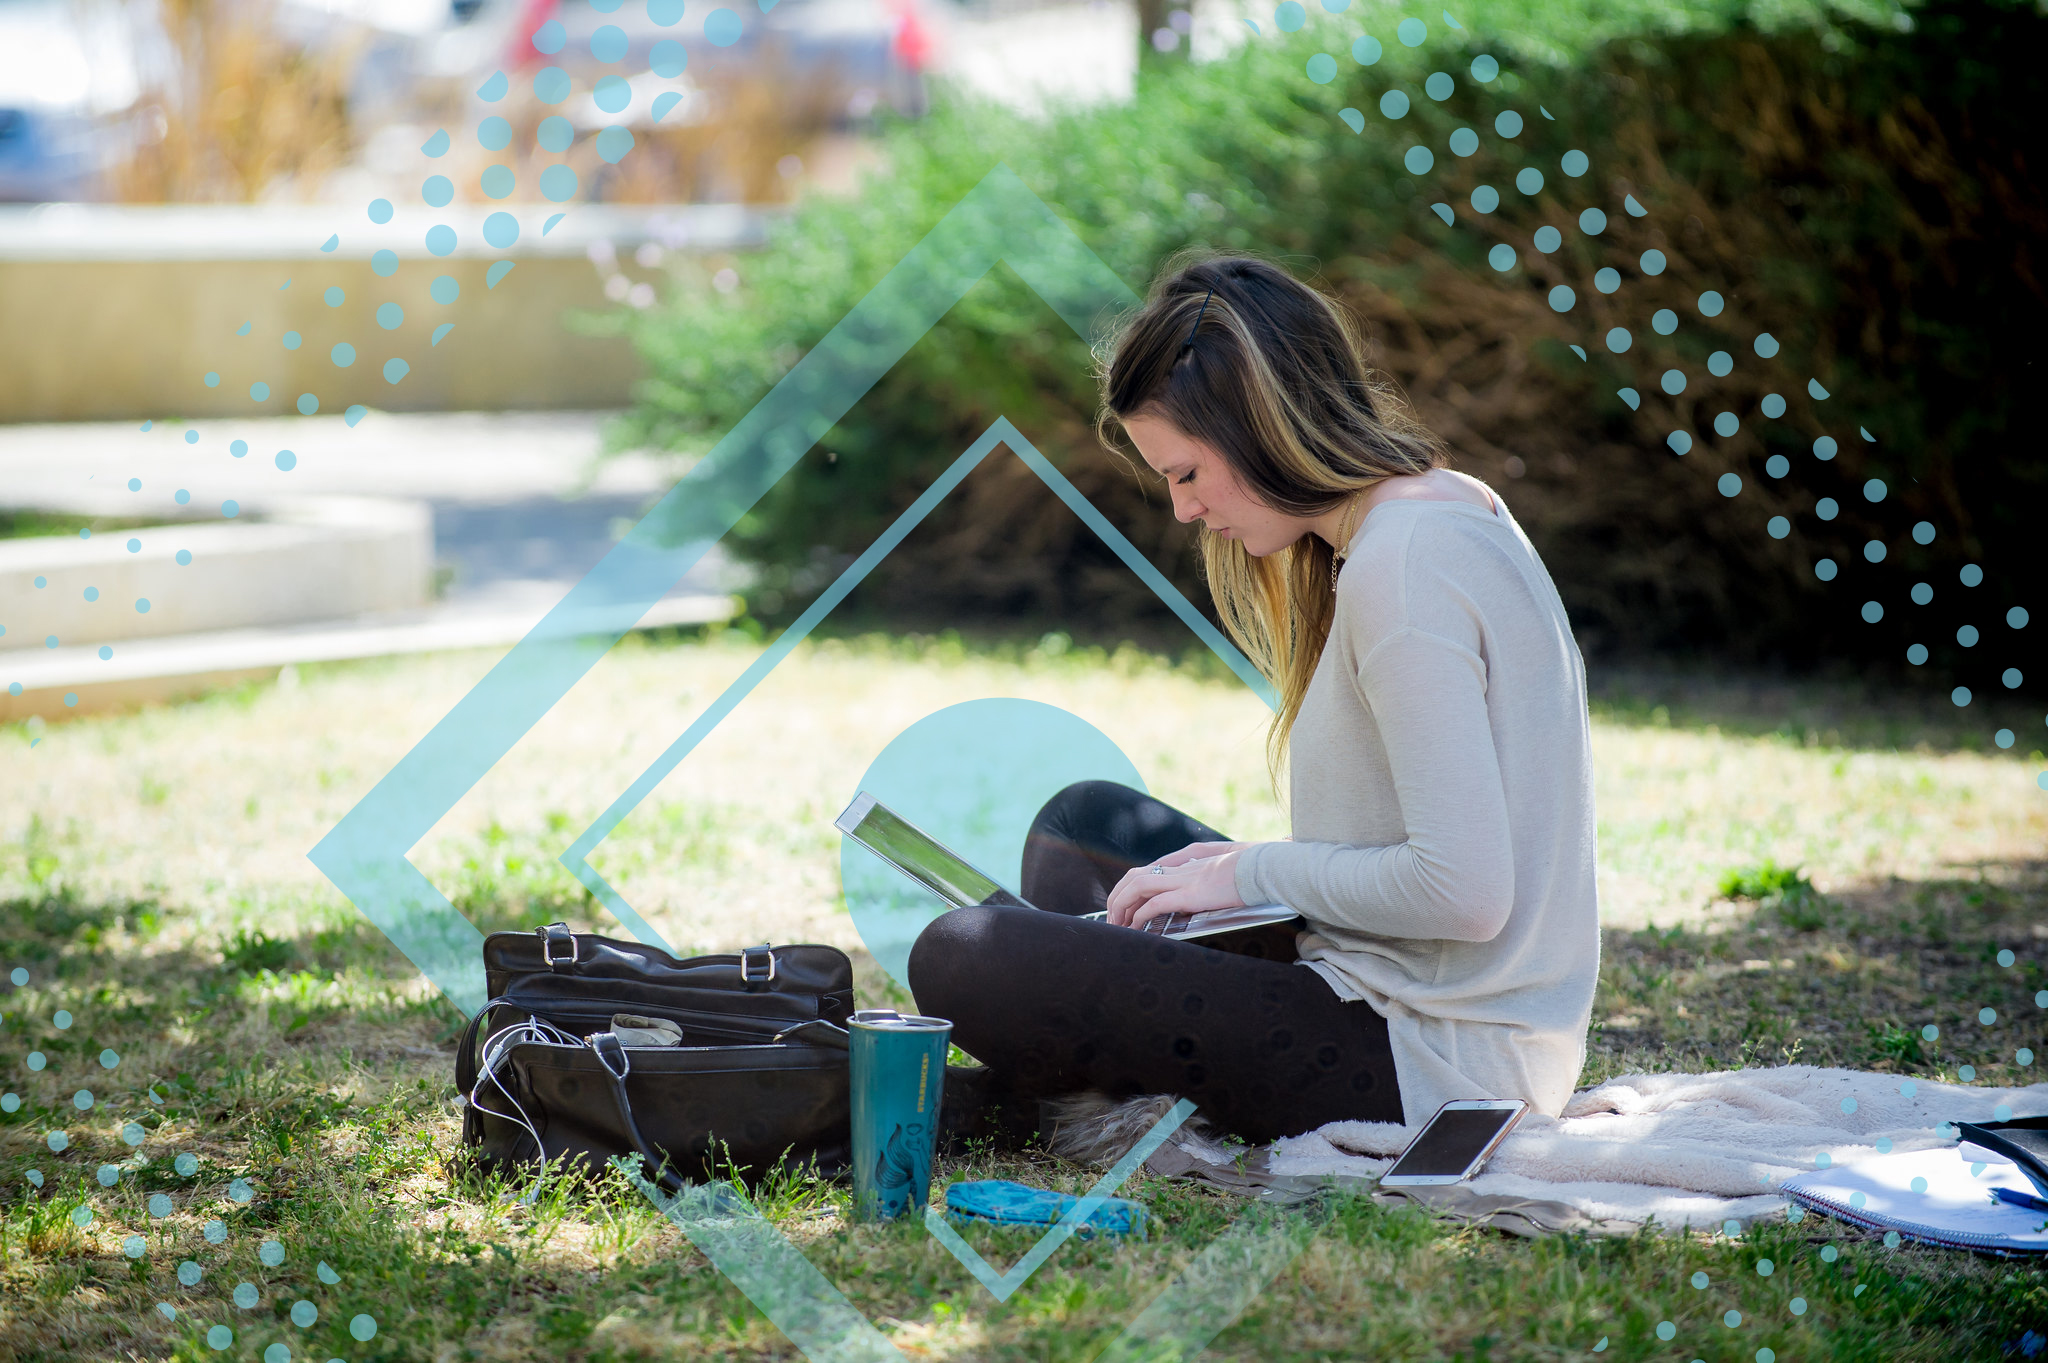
[911,253,1599,1146]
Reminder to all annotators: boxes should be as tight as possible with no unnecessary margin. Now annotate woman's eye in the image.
[1176,470,1196,485]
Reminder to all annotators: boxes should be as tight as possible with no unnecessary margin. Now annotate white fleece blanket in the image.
[1264,1065,2048,1231]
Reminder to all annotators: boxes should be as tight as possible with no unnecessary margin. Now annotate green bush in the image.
[611,0,2043,685]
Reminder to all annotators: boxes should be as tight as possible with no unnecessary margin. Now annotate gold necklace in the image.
[1329,492,1365,592]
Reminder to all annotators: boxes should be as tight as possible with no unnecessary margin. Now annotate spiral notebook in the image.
[1782,1146,2048,1255]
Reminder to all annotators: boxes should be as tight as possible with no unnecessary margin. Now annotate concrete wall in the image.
[0,203,770,422]
[0,497,432,646]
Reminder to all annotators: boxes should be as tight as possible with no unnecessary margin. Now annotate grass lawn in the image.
[2,626,2045,1360]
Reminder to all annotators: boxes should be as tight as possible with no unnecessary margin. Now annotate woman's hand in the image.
[1105,842,1254,930]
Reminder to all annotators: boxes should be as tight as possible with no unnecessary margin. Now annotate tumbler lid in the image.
[849,1009,952,1032]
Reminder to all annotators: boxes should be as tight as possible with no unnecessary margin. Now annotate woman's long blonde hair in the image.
[1097,253,1447,784]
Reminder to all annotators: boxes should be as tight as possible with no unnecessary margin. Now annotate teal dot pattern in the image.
[0,10,667,703]
[1296,10,2036,784]
[3,965,378,1354]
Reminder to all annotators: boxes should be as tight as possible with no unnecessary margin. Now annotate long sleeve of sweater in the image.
[1233,625,1516,942]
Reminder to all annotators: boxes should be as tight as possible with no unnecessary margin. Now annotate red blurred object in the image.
[507,0,561,67]
[885,0,934,72]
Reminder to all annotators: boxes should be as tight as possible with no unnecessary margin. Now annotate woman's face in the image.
[1124,413,1306,557]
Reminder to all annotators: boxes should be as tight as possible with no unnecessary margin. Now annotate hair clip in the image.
[1180,287,1215,354]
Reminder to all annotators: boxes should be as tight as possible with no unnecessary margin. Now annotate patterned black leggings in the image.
[907,781,1404,1143]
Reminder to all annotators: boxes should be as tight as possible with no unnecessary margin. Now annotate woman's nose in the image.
[1169,485,1203,524]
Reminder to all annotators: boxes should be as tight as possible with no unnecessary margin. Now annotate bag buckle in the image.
[591,1030,631,1080]
[738,944,776,988]
[538,922,578,969]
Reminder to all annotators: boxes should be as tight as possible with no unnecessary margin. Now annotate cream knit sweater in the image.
[1232,490,1600,1126]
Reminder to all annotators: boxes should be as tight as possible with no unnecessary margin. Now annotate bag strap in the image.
[589,1031,688,1194]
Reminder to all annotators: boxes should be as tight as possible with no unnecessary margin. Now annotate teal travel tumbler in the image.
[849,1009,952,1222]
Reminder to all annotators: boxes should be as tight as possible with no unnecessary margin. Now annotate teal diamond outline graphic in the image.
[309,163,1319,1359]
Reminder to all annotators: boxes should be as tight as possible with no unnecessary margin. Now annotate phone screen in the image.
[1385,1107,1519,1178]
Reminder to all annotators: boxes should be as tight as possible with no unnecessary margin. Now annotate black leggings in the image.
[907,781,1404,1143]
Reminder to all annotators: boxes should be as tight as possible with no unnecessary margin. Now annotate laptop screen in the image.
[834,792,1033,911]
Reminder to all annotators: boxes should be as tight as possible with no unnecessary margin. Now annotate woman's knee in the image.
[906,904,1005,1012]
[1028,780,1138,842]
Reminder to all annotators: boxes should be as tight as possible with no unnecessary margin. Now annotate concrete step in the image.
[1,591,736,722]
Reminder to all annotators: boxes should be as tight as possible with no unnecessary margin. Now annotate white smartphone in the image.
[1377,1098,1529,1187]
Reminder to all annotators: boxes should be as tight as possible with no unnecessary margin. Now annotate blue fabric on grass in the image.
[944,1179,1149,1240]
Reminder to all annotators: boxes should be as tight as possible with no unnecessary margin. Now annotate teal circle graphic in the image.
[384,358,411,384]
[1404,146,1433,174]
[1307,54,1337,84]
[1560,150,1588,177]
[322,286,343,307]
[295,393,317,415]
[1652,308,1678,335]
[649,0,683,23]
[422,175,453,207]
[1533,226,1561,253]
[532,18,566,53]
[331,343,356,368]
[1470,185,1498,214]
[596,126,635,163]
[705,7,742,43]
[1380,89,1409,120]
[1424,72,1453,101]
[1761,392,1786,418]
[371,248,398,277]
[592,23,629,61]
[1449,127,1479,157]
[652,40,688,77]
[1579,207,1606,235]
[1641,249,1667,275]
[1495,110,1522,138]
[1353,35,1381,65]
[534,66,572,104]
[1605,327,1630,353]
[1471,53,1498,81]
[430,275,460,305]
[1593,267,1619,292]
[1547,285,1574,312]
[1515,167,1543,195]
[538,115,576,153]
[478,116,512,151]
[1488,243,1515,272]
[367,198,392,223]
[839,699,1145,989]
[377,302,404,330]
[595,73,632,113]
[280,331,301,350]
[540,165,580,202]
[426,225,456,255]
[1275,1,1305,30]
[483,212,520,249]
[1396,16,1425,44]
[481,165,515,199]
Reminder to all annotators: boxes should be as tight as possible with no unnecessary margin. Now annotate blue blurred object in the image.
[0,105,98,202]
[945,1179,1149,1240]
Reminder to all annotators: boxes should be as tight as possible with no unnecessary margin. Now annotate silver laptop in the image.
[834,791,1302,941]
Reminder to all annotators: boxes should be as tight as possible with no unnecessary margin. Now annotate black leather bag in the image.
[457,922,856,1190]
